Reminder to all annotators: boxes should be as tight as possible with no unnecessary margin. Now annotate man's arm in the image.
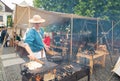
[24,43,44,64]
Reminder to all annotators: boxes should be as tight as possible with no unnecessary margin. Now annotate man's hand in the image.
[44,44,50,51]
[28,55,44,65]
[28,54,36,60]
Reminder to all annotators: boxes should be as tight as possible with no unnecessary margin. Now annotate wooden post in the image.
[96,18,99,49]
[70,14,73,61]
[112,21,114,54]
[101,55,106,67]
[28,6,31,28]
[89,55,94,74]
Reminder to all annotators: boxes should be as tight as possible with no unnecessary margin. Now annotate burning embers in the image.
[55,64,77,80]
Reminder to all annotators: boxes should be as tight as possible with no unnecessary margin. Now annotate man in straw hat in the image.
[24,15,47,63]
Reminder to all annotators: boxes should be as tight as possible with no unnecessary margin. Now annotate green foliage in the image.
[33,0,78,13]
[74,0,120,21]
[74,0,95,17]
[33,0,120,31]
[33,0,120,21]
[33,0,41,8]
[33,0,78,32]
[106,0,120,21]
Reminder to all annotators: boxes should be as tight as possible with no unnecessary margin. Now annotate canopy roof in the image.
[14,4,98,29]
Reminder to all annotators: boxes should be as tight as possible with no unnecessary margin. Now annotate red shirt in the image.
[43,36,50,47]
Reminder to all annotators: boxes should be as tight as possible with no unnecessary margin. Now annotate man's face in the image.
[34,23,41,27]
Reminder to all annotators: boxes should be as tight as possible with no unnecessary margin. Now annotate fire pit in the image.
[21,61,90,81]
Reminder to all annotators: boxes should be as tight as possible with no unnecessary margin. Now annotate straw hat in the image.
[29,15,45,23]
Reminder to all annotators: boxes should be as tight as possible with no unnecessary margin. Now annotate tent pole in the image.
[70,14,73,62]
[28,6,31,27]
[12,4,17,47]
[13,4,17,33]
[97,18,99,49]
[112,21,114,54]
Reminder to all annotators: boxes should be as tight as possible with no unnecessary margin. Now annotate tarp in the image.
[112,57,120,76]
[14,4,97,29]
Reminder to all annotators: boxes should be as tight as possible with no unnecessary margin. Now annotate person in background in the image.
[6,33,10,47]
[1,28,9,47]
[43,32,51,48]
[53,32,63,52]
[15,34,21,41]
[0,30,1,43]
[1,28,7,44]
[24,15,48,63]
[13,32,21,47]
[53,32,61,46]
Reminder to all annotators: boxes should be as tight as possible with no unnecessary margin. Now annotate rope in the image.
[99,22,114,66]
[107,72,114,81]
[99,20,120,42]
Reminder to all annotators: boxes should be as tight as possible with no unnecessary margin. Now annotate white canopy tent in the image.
[13,4,98,58]
[13,4,97,29]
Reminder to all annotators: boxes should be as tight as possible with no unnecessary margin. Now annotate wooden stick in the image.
[34,58,44,65]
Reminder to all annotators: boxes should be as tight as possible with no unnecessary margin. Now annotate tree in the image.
[33,0,79,13]
[106,0,120,21]
[74,0,95,17]
[74,0,120,21]
[33,0,120,33]
[33,0,78,32]
[33,0,120,21]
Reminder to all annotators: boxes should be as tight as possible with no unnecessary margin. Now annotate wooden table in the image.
[76,50,109,74]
